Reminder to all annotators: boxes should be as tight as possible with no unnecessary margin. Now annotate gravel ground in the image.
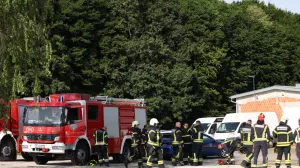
[0,147,298,168]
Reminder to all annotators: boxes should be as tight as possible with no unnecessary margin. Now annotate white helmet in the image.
[132,121,140,127]
[149,118,159,126]
[280,116,288,123]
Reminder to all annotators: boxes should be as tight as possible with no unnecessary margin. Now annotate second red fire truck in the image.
[21,93,147,165]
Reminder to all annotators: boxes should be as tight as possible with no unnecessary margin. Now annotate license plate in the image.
[35,145,45,148]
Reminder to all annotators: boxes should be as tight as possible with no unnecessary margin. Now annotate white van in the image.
[213,112,278,144]
[192,117,224,137]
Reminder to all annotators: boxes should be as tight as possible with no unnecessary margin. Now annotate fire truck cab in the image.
[21,93,147,165]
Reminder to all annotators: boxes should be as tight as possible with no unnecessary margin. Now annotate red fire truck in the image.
[0,98,34,161]
[21,93,147,165]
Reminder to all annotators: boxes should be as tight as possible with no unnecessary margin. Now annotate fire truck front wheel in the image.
[71,142,90,166]
[32,156,49,165]
[0,137,16,161]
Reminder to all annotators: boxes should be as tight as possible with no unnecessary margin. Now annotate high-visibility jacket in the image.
[93,129,108,145]
[293,127,300,143]
[147,126,161,147]
[273,122,293,147]
[251,124,271,142]
[172,127,183,145]
[191,125,203,143]
[182,128,192,145]
[132,127,142,148]
[239,123,254,145]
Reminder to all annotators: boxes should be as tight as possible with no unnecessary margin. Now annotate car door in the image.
[202,134,219,156]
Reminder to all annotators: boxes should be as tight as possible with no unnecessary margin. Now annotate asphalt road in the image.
[0,147,299,168]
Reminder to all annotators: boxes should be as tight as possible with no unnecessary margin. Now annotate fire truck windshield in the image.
[23,106,66,126]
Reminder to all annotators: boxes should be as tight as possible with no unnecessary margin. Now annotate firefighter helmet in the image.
[280,116,288,123]
[149,118,159,126]
[258,113,265,121]
[132,121,140,127]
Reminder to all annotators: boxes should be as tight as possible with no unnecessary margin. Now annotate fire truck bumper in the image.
[21,141,67,154]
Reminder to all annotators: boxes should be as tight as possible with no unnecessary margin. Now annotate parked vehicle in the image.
[160,130,225,160]
[0,98,34,161]
[213,112,278,147]
[21,93,147,165]
[191,117,224,137]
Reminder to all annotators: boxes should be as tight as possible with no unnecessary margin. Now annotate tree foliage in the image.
[1,0,300,128]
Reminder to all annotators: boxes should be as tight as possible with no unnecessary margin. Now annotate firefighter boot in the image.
[275,165,280,168]
[286,166,291,168]
[177,160,184,166]
[158,164,165,168]
[104,162,109,167]
[138,161,143,168]
[240,160,248,168]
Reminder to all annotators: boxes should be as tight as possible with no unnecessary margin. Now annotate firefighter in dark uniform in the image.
[171,122,184,166]
[240,119,254,168]
[182,122,193,165]
[191,120,204,166]
[146,118,165,168]
[93,126,109,167]
[293,118,300,167]
[141,124,148,161]
[128,121,143,168]
[273,116,293,168]
[251,113,271,168]
[222,138,237,164]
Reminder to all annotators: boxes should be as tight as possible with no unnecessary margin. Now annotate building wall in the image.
[238,97,300,122]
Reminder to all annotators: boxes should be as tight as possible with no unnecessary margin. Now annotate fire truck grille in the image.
[25,134,59,141]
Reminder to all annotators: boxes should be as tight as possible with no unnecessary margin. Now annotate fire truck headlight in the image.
[22,145,28,149]
[23,136,28,141]
[54,136,60,141]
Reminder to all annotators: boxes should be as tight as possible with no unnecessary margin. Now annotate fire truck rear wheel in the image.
[21,152,33,161]
[0,138,16,161]
[71,142,90,166]
[32,156,49,165]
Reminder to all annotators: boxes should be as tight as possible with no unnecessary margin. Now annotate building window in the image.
[88,106,98,121]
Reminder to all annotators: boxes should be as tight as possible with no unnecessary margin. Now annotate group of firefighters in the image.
[90,113,300,168]
[232,113,300,168]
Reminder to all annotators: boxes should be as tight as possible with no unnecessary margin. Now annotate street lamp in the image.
[248,75,255,91]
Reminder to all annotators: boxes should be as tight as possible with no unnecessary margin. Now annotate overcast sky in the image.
[224,0,300,14]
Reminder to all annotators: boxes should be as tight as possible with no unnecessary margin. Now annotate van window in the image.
[209,123,217,134]
[216,122,240,133]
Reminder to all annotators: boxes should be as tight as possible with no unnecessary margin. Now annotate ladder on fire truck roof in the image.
[90,96,146,106]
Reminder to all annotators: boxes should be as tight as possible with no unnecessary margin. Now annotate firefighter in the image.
[293,118,300,167]
[146,118,165,168]
[141,124,148,161]
[251,113,271,168]
[191,120,204,166]
[273,116,293,168]
[182,122,193,165]
[240,119,254,168]
[222,138,238,165]
[171,122,184,166]
[93,126,109,167]
[128,121,143,168]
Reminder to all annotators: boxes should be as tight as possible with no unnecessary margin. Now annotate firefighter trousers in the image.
[146,144,164,168]
[297,143,300,166]
[171,145,182,166]
[275,146,291,167]
[142,144,148,161]
[252,141,268,168]
[224,140,237,162]
[192,142,203,166]
[129,145,143,168]
[182,143,193,165]
[241,145,253,166]
[95,145,109,166]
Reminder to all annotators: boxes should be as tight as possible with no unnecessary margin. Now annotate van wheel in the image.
[71,142,89,166]
[0,139,16,161]
[33,156,48,165]
[219,149,226,158]
[21,152,33,161]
